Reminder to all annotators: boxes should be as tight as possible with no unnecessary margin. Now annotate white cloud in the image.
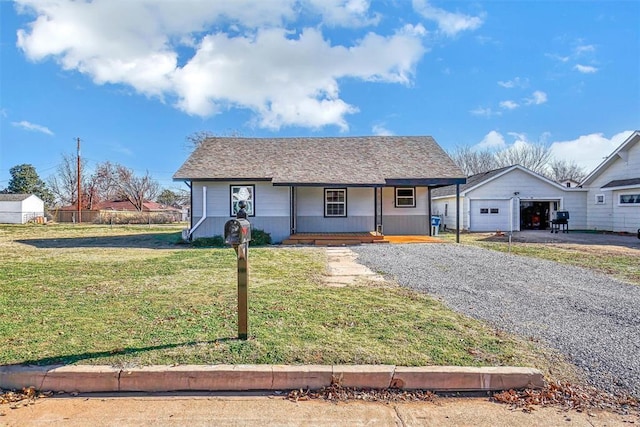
[372,123,393,136]
[473,130,506,150]
[574,64,598,74]
[305,0,380,27]
[575,44,595,55]
[14,0,427,130]
[524,90,547,105]
[499,100,519,110]
[497,77,528,89]
[550,131,634,172]
[412,0,483,37]
[470,107,501,118]
[11,120,54,135]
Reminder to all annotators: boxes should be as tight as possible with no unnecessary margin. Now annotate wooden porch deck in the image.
[282,233,443,246]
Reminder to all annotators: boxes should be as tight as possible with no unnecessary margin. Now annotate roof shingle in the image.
[173,136,465,186]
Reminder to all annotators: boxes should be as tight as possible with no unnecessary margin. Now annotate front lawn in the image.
[0,224,564,374]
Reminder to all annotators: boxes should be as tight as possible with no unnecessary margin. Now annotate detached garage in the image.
[0,194,45,224]
[431,165,587,232]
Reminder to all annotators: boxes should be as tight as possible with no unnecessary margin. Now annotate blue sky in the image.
[1,0,638,194]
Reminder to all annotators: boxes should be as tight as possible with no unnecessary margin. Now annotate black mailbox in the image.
[224,218,251,245]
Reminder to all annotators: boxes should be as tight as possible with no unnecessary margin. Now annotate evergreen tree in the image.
[7,164,54,206]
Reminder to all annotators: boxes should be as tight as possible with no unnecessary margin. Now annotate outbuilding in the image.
[431,165,587,233]
[0,194,45,224]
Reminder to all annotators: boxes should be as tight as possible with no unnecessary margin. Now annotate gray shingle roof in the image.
[173,136,465,186]
[0,193,32,202]
[431,166,512,197]
[601,178,640,188]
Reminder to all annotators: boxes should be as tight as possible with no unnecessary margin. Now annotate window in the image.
[230,185,255,216]
[444,203,448,217]
[595,194,605,205]
[620,194,640,205]
[325,189,347,217]
[480,207,499,215]
[395,187,416,208]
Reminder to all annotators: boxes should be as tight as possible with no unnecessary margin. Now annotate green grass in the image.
[0,223,560,373]
[439,231,640,286]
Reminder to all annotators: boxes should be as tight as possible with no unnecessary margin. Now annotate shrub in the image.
[190,228,271,247]
[191,235,225,247]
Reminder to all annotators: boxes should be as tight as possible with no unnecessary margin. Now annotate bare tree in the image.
[48,154,88,207]
[494,142,552,175]
[185,130,243,151]
[83,161,120,209]
[546,159,587,183]
[116,166,160,211]
[448,146,498,176]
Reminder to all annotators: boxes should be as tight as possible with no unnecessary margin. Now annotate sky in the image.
[1,0,639,195]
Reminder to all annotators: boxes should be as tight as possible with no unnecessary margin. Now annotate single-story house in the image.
[0,194,45,224]
[173,136,466,243]
[431,165,587,232]
[580,130,640,234]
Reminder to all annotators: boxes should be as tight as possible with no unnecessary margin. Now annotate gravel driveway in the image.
[352,243,640,397]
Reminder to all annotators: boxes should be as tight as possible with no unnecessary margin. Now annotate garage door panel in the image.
[470,200,510,232]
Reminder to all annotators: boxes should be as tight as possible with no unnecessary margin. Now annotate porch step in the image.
[283,232,384,246]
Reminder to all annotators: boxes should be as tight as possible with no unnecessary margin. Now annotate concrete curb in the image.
[0,365,544,393]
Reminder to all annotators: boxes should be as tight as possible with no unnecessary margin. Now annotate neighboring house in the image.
[55,199,182,223]
[580,131,640,234]
[173,136,466,243]
[431,165,587,232]
[559,179,580,188]
[0,194,45,224]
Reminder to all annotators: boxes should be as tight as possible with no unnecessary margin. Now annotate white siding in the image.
[469,199,511,232]
[0,201,23,224]
[190,181,290,242]
[296,187,374,233]
[433,167,588,232]
[432,196,463,231]
[0,196,44,224]
[381,187,428,216]
[586,141,640,233]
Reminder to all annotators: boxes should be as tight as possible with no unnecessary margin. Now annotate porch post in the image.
[456,184,460,243]
[373,187,378,233]
[289,186,295,235]
[427,186,432,236]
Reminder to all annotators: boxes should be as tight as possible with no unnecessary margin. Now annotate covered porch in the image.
[282,232,445,246]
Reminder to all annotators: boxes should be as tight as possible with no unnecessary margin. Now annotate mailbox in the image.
[224,218,251,246]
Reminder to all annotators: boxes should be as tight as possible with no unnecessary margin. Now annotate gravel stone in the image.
[352,243,640,397]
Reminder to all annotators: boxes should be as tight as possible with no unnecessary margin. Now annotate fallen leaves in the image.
[0,387,52,409]
[492,381,639,415]
[288,383,437,403]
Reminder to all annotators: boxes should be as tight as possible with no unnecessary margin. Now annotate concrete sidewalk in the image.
[2,394,636,426]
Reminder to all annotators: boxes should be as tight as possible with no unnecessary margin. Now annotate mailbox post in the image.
[224,201,252,340]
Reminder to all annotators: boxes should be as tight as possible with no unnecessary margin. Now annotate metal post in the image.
[237,242,248,340]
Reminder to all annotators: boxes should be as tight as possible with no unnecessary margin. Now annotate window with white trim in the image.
[325,189,346,217]
[480,208,489,214]
[490,208,499,214]
[395,187,416,208]
[619,194,640,205]
[595,194,605,204]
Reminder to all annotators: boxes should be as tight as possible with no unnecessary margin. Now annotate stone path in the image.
[323,247,385,287]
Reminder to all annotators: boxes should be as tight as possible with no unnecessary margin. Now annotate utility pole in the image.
[77,137,82,223]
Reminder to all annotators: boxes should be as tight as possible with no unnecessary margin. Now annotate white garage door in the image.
[469,200,511,232]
